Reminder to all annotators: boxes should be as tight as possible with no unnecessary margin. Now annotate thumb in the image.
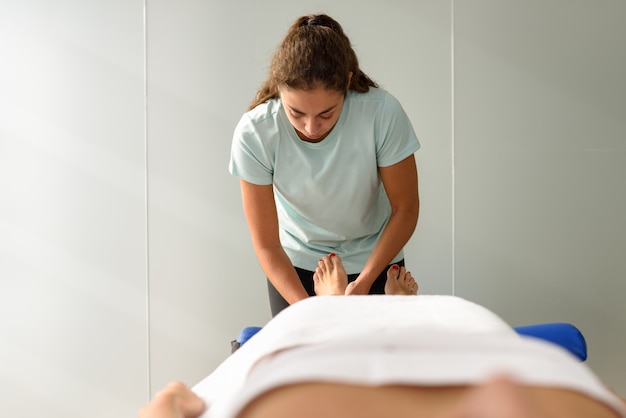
[344,281,357,295]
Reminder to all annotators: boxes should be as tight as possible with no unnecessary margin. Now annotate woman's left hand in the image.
[345,280,370,295]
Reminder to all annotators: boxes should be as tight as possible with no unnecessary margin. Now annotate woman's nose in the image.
[304,119,320,135]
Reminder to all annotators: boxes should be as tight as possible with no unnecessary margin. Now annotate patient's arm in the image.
[139,382,205,418]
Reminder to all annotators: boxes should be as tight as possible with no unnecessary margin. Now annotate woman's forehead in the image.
[279,86,344,111]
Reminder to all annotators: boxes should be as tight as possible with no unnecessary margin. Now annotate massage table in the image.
[196,297,625,418]
[232,322,588,361]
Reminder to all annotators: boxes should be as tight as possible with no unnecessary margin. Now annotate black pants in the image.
[267,259,405,317]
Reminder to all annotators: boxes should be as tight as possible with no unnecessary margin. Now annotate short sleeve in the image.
[229,113,275,186]
[375,92,420,167]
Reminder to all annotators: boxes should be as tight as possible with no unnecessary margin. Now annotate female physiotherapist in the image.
[229,14,420,316]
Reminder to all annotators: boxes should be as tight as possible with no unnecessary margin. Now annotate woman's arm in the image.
[240,179,310,304]
[346,155,419,294]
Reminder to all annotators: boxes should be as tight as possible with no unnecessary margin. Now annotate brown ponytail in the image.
[249,14,378,110]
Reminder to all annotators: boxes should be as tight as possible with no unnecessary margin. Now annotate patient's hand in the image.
[139,382,205,418]
[313,253,348,295]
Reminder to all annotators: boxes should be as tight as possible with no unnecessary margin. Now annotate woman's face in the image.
[279,85,345,143]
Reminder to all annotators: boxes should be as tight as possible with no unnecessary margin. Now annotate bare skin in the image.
[312,253,348,295]
[313,253,418,296]
[239,376,622,418]
[280,84,347,143]
[138,382,205,418]
[139,379,624,418]
[384,264,418,295]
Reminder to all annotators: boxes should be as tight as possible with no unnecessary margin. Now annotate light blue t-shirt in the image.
[229,88,420,273]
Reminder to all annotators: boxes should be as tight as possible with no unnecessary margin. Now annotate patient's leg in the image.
[313,253,348,295]
[314,255,418,296]
[384,265,418,295]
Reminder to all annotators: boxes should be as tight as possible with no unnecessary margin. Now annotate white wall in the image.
[0,1,147,417]
[453,0,626,392]
[0,1,624,417]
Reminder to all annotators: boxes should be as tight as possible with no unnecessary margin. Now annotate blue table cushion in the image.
[232,323,587,361]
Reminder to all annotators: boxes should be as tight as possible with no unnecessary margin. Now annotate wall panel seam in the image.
[143,0,152,400]
[451,0,456,295]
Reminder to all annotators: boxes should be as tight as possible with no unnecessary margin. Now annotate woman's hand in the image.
[139,382,205,418]
[345,280,371,295]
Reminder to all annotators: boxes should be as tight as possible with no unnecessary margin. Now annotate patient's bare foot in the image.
[313,253,348,295]
[384,265,418,295]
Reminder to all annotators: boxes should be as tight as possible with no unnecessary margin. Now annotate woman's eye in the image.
[290,112,331,120]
